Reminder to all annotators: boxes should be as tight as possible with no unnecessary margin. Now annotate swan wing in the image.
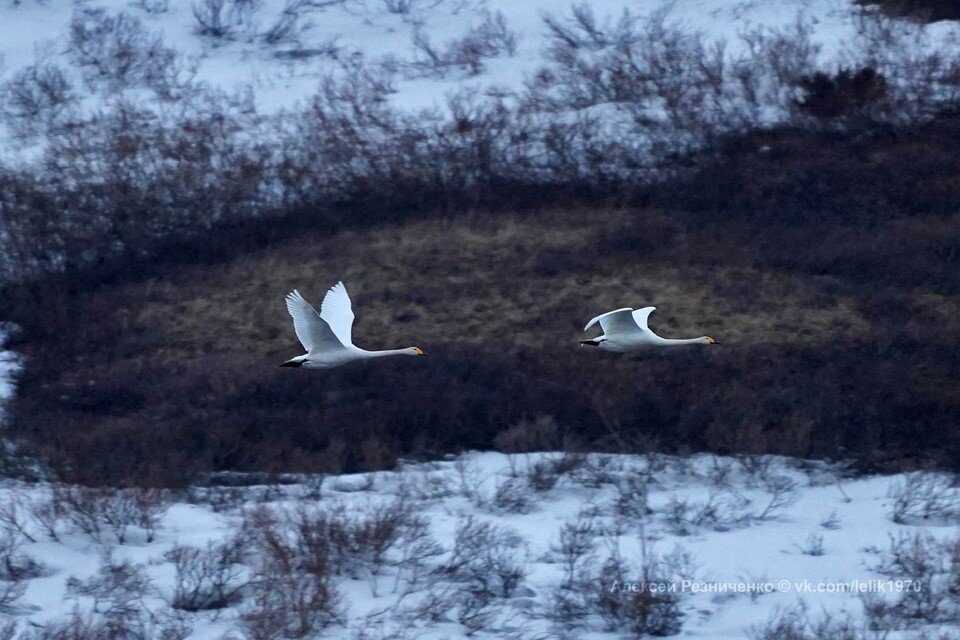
[285,289,344,352]
[319,281,355,347]
[584,307,644,335]
[631,307,656,331]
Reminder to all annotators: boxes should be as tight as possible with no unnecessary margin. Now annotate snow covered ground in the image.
[1,0,957,151]
[1,452,958,638]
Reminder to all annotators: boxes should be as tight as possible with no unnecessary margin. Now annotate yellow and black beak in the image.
[707,337,718,344]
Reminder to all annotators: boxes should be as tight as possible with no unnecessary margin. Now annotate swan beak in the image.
[413,347,426,356]
[580,340,599,347]
[707,337,718,344]
[279,359,302,367]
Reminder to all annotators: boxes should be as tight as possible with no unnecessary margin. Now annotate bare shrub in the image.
[888,472,960,524]
[601,562,684,636]
[10,608,191,640]
[662,489,752,535]
[820,510,841,530]
[135,0,170,14]
[66,553,152,617]
[614,473,651,521]
[240,508,342,639]
[56,487,168,545]
[793,67,888,123]
[490,473,533,513]
[493,416,561,453]
[556,541,689,637]
[0,494,37,543]
[795,533,825,556]
[0,529,35,612]
[419,515,527,630]
[69,8,190,98]
[550,518,597,589]
[755,473,799,521]
[263,1,303,45]
[409,11,516,78]
[749,605,879,640]
[166,538,246,611]
[381,0,442,16]
[865,531,960,625]
[0,63,76,137]
[192,0,232,39]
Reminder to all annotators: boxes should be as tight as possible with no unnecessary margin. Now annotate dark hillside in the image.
[5,117,960,486]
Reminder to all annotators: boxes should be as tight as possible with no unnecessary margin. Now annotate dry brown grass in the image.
[115,207,871,370]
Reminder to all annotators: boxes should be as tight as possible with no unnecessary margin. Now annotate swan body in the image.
[581,306,716,352]
[281,282,425,369]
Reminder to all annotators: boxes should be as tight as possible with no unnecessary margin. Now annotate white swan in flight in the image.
[581,307,717,352]
[281,282,425,369]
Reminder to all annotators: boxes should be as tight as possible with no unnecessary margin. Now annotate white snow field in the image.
[1,452,958,639]
[1,0,958,156]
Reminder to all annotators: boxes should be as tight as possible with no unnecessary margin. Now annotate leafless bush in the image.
[55,487,168,544]
[527,457,560,492]
[166,538,246,611]
[569,455,623,488]
[795,533,825,556]
[490,473,533,513]
[441,516,526,598]
[420,515,527,630]
[594,551,687,637]
[550,518,597,589]
[11,608,191,640]
[409,11,516,78]
[66,553,152,617]
[754,473,799,521]
[820,510,841,530]
[69,8,190,98]
[263,1,302,44]
[381,0,442,16]
[614,473,651,521]
[192,0,232,39]
[0,529,36,612]
[0,63,76,138]
[240,507,342,639]
[135,0,170,13]
[322,501,409,579]
[662,489,752,535]
[493,416,562,453]
[749,605,880,640]
[865,531,960,625]
[888,472,960,524]
[561,542,689,637]
[0,494,37,543]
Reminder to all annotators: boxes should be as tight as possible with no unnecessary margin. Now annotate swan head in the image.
[410,347,426,356]
[704,336,718,344]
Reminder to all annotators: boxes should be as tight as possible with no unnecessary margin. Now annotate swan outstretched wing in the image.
[285,289,343,352]
[584,307,642,335]
[631,307,656,331]
[319,281,355,347]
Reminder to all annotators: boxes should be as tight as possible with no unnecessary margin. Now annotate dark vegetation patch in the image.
[5,117,960,486]
[856,0,960,21]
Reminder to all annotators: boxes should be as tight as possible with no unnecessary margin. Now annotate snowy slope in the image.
[1,452,958,639]
[1,0,956,125]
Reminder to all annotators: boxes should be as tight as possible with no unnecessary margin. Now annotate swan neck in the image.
[658,337,708,345]
[360,348,416,358]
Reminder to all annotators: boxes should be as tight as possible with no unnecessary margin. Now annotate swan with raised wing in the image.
[281,282,425,369]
